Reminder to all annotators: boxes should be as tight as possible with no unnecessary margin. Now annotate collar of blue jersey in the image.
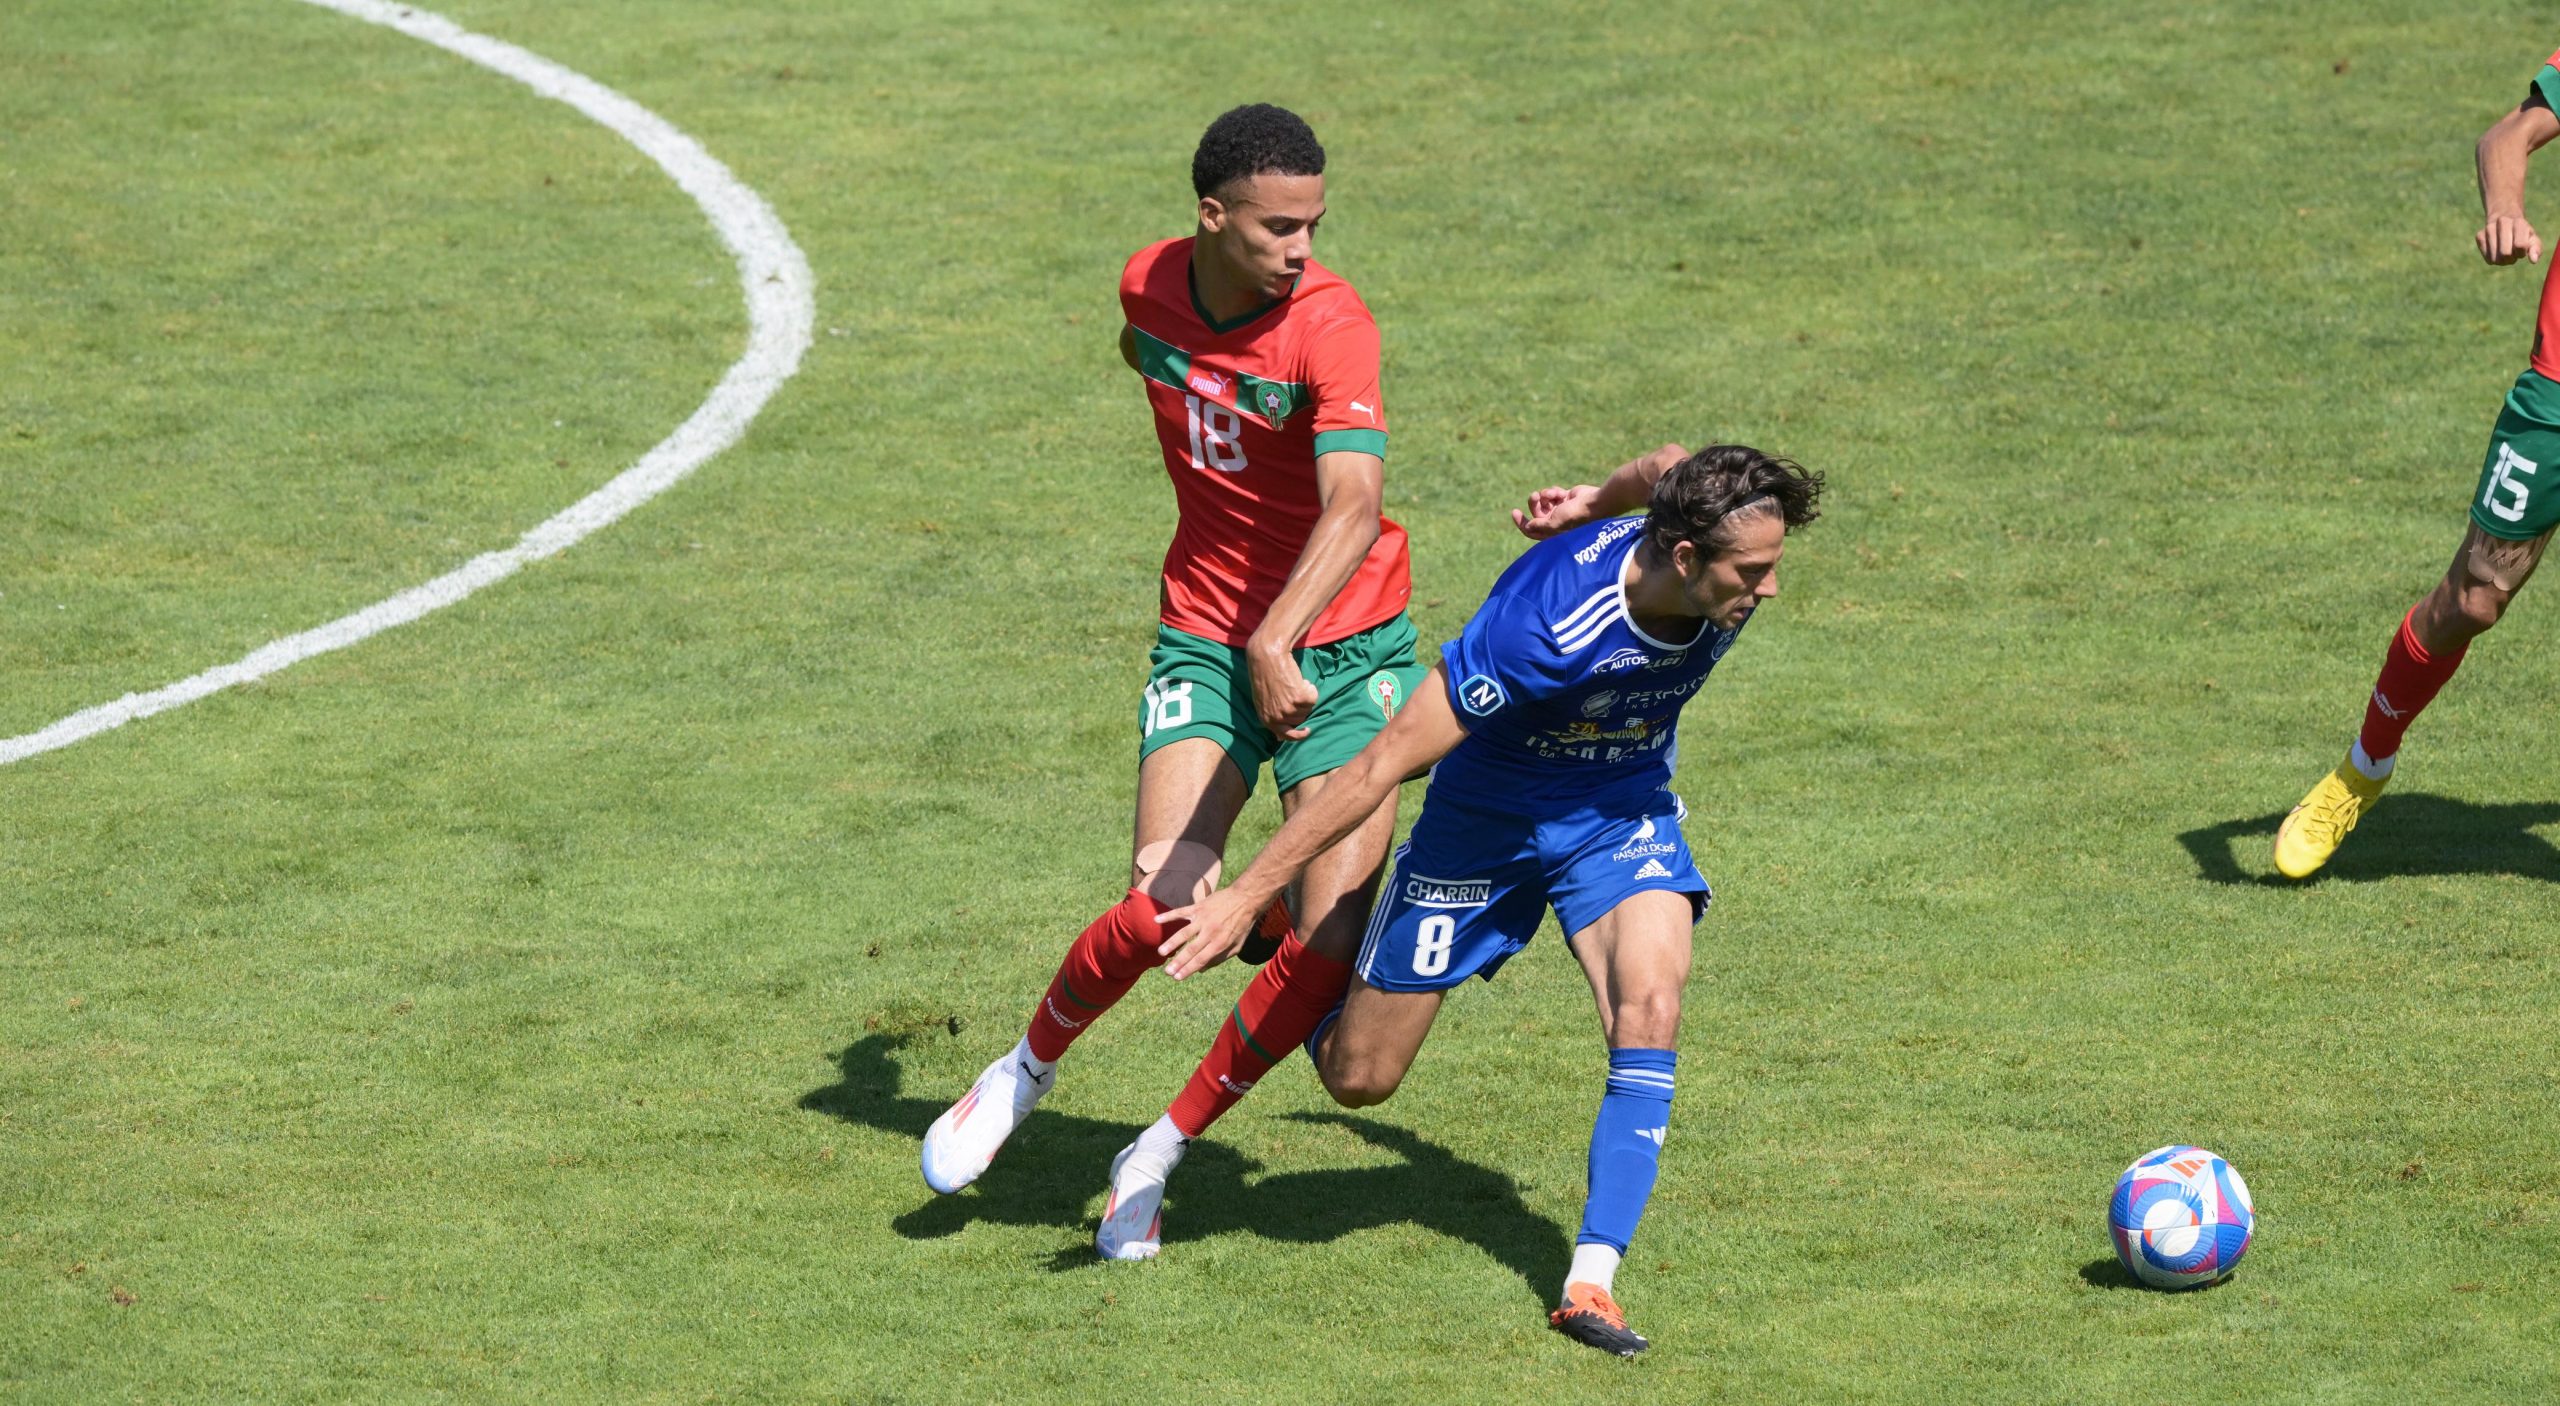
[1614,541,1711,653]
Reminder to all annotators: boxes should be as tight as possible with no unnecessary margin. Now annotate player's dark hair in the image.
[1192,104,1326,200]
[1644,444,1824,558]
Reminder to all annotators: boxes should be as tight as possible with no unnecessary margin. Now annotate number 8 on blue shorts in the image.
[1355,792,1712,993]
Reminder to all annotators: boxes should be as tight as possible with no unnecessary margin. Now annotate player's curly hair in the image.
[1192,104,1326,200]
[1644,444,1824,558]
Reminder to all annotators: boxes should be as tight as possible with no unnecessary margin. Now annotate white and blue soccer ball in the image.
[2108,1144,2255,1290]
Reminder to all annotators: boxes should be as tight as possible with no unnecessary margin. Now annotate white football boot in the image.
[920,1042,1053,1194]
[1095,1129,1186,1261]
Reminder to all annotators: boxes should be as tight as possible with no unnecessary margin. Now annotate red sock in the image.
[1025,889,1170,1063]
[1165,932,1353,1138]
[2358,606,2470,764]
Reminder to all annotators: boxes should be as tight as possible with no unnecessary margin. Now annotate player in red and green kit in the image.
[922,105,1424,1251]
[2277,50,2560,876]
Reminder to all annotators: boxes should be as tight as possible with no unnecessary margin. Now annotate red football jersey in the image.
[1119,236,1408,647]
[2531,50,2560,379]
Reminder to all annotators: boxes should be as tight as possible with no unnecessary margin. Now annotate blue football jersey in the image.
[1430,515,1745,814]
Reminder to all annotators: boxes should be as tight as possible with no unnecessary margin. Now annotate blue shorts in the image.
[1353,791,1711,994]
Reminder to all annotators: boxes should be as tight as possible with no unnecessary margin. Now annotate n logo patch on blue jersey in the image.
[1458,673,1508,716]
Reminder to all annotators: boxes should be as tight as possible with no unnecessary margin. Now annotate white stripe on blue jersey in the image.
[1549,583,1620,640]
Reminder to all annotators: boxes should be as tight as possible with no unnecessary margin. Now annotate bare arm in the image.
[1156,664,1471,978]
[2477,101,2560,265]
[1243,449,1385,740]
[1511,441,1689,539]
[1119,324,1141,371]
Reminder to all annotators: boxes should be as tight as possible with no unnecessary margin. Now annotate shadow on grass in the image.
[2078,1257,2242,1294]
[800,1034,1571,1303]
[2077,1256,2142,1290]
[2177,793,2560,886]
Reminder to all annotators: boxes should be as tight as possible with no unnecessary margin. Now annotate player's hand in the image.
[2479,214,2544,266]
[1244,640,1319,740]
[1155,887,1260,980]
[1512,484,1604,539]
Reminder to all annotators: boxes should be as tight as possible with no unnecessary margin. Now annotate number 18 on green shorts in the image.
[1138,613,1427,796]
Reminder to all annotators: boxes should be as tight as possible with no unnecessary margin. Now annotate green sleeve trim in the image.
[1130,325,1188,393]
[2534,64,2560,115]
[1314,428,1388,459]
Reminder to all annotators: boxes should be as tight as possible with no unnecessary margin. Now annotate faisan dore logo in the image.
[1366,670,1404,720]
[1612,814,1679,862]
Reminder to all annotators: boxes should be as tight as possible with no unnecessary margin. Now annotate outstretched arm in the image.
[1156,665,1471,978]
[1511,441,1689,539]
[2477,99,2560,265]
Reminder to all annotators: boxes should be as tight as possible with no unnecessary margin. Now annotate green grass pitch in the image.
[5,1,2558,1400]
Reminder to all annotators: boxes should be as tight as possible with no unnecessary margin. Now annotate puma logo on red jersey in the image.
[1188,368,1231,398]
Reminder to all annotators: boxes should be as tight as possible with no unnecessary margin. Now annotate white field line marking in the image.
[0,0,815,768]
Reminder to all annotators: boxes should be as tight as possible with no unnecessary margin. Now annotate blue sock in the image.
[1576,1048,1677,1255]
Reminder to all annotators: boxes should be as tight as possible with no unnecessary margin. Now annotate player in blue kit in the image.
[1154,443,1824,1356]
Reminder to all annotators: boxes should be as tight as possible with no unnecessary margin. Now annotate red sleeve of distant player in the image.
[1307,313,1386,444]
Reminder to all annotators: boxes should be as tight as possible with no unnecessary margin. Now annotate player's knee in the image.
[1609,988,1685,1050]
[1318,1052,1404,1108]
[1323,1071,1401,1109]
[2451,580,2516,635]
[1132,839,1221,908]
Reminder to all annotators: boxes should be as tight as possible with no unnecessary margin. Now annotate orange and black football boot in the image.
[1549,1282,1649,1357]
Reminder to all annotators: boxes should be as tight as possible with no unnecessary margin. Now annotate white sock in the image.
[1012,1036,1056,1083]
[1124,1113,1188,1179]
[1564,1243,1622,1301]
[2348,738,2395,782]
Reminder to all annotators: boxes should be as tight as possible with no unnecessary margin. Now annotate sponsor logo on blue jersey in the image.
[1458,673,1508,716]
[1611,816,1679,862]
[1573,518,1643,565]
[1593,647,1650,675]
[1403,876,1494,907]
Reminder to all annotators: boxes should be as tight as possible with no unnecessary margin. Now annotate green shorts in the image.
[2471,369,2560,541]
[1138,613,1427,796]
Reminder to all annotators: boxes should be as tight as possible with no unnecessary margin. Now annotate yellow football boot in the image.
[2272,760,2389,880]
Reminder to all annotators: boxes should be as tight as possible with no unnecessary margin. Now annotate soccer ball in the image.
[2108,1144,2255,1290]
